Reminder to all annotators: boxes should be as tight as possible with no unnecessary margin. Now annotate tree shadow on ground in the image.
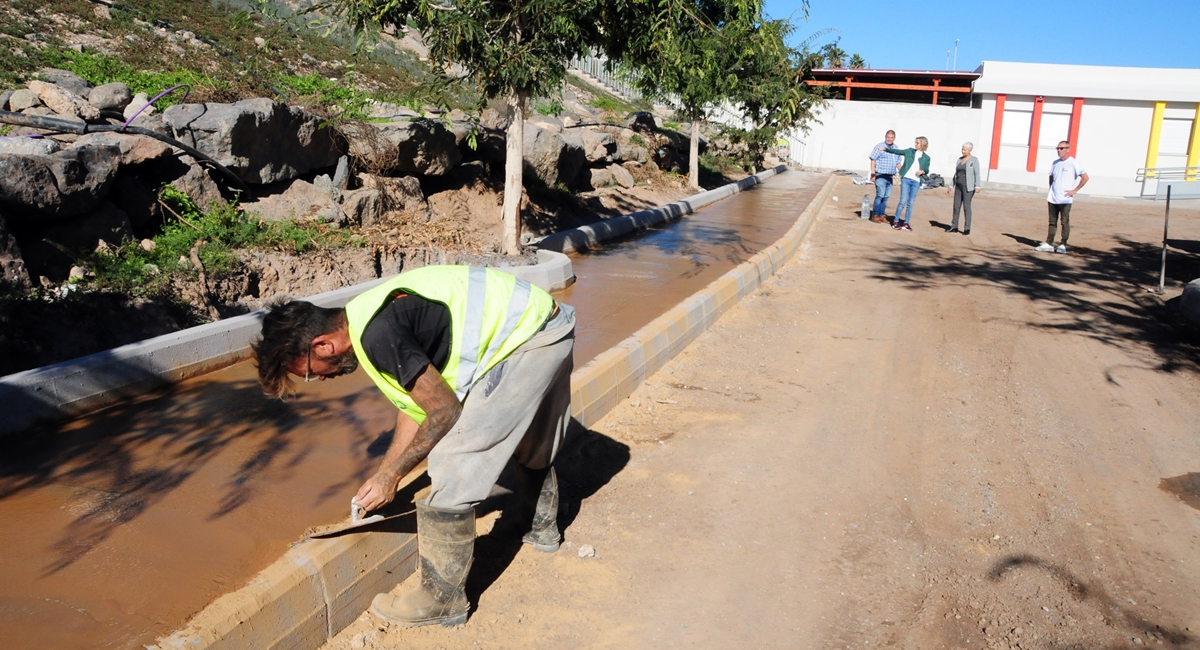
[465,423,630,612]
[0,371,384,574]
[989,554,1193,648]
[869,235,1200,375]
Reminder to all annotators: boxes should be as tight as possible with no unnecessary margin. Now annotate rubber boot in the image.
[370,502,474,628]
[516,465,561,553]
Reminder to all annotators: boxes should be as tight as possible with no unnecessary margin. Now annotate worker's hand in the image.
[355,471,399,512]
[1065,189,1077,197]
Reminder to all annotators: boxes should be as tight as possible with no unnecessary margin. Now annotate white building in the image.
[793,61,1200,198]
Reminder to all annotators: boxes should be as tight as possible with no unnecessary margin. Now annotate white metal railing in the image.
[1136,166,1200,199]
[568,52,644,103]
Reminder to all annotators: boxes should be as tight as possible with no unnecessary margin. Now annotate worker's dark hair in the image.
[252,299,345,399]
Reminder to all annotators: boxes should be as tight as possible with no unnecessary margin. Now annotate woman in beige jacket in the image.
[948,142,982,235]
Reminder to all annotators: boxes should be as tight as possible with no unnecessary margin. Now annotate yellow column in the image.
[1187,103,1200,181]
[1145,101,1166,175]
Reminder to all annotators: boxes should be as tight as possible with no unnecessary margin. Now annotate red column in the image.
[1026,96,1045,172]
[1068,97,1084,157]
[932,79,940,105]
[989,94,1006,170]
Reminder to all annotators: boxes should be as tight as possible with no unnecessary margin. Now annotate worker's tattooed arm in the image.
[354,363,463,510]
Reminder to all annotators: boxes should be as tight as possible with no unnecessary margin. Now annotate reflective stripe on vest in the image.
[344,266,554,424]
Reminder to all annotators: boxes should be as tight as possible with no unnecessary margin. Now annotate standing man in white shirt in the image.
[1036,141,1089,254]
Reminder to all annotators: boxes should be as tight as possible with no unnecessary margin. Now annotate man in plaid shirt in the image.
[868,130,903,223]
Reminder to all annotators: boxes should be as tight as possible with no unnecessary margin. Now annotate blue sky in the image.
[765,0,1200,71]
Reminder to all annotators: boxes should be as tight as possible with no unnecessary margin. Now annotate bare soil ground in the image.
[318,178,1200,649]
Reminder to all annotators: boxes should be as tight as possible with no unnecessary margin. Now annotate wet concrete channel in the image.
[0,171,826,650]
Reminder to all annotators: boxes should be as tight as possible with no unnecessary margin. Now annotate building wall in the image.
[795,99,985,179]
[793,62,1200,198]
[975,95,1158,197]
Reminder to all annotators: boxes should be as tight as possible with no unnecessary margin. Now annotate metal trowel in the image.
[304,498,414,539]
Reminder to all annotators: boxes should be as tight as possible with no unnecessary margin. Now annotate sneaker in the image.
[962,229,970,236]
[901,223,913,232]
[1056,244,1067,254]
[1035,242,1055,252]
[947,227,960,234]
[891,221,901,230]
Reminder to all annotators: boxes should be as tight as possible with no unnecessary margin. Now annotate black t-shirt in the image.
[360,293,452,390]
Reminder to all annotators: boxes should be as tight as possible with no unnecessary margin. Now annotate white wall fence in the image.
[792,99,984,180]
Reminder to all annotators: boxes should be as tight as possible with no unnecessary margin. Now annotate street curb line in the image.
[0,250,573,437]
[536,165,787,254]
[154,171,835,650]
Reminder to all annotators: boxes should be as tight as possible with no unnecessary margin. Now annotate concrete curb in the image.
[154,171,836,650]
[0,250,573,437]
[536,164,787,254]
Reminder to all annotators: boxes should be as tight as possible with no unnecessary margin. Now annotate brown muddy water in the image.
[0,171,827,649]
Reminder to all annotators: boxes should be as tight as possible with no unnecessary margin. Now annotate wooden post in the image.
[932,79,940,105]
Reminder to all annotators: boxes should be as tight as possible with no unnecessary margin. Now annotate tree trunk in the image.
[501,89,527,256]
[689,118,701,190]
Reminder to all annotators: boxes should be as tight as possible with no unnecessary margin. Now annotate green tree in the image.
[729,17,825,170]
[819,38,847,69]
[849,53,867,69]
[615,0,766,189]
[333,0,607,254]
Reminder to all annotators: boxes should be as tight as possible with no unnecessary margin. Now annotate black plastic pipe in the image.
[0,109,252,195]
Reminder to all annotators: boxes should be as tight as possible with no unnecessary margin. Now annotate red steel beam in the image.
[1027,96,1045,172]
[989,94,1006,170]
[803,80,971,92]
[1068,97,1084,158]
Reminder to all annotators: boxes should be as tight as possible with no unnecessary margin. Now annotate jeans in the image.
[872,175,894,216]
[896,177,920,224]
[952,183,975,231]
[1047,202,1071,246]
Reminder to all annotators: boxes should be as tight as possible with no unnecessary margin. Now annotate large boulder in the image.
[162,99,343,184]
[0,146,120,220]
[7,89,41,112]
[624,111,657,133]
[39,201,133,252]
[522,123,586,188]
[346,120,461,176]
[244,179,341,225]
[0,138,60,156]
[109,174,163,236]
[612,143,648,164]
[580,129,617,164]
[88,82,133,111]
[359,173,429,218]
[340,188,384,227]
[588,167,614,189]
[609,163,635,189]
[35,68,93,98]
[28,80,100,121]
[71,132,173,166]
[0,213,30,289]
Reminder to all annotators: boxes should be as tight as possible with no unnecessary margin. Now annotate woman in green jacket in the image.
[878,136,931,231]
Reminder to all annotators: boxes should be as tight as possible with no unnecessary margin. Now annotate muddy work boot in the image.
[370,503,474,628]
[516,465,562,553]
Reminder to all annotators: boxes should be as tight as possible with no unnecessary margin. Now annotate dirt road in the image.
[323,179,1200,649]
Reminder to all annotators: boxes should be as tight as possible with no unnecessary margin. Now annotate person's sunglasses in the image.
[1056,146,1070,150]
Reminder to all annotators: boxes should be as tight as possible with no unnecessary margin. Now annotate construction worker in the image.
[252,265,575,628]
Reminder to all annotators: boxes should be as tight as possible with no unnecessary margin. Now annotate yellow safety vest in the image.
[345,266,554,424]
